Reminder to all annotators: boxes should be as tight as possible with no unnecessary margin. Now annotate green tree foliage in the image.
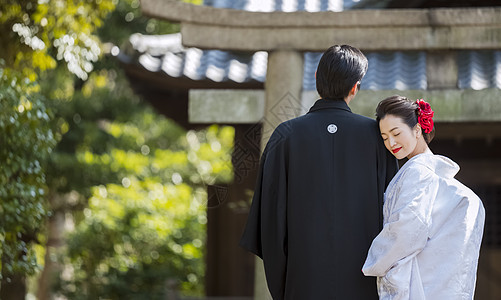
[0,0,115,291]
[2,0,222,297]
[37,0,231,297]
[51,73,233,298]
[0,66,57,279]
[0,0,115,80]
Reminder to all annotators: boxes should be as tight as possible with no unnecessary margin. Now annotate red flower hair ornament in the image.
[416,99,434,133]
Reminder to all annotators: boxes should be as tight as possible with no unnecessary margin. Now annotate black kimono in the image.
[240,99,398,299]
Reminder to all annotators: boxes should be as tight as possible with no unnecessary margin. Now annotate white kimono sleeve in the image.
[362,165,439,277]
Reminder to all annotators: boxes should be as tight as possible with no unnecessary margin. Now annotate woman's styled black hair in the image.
[375,95,435,144]
[315,45,368,100]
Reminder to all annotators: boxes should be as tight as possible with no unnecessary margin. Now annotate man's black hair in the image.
[315,45,368,100]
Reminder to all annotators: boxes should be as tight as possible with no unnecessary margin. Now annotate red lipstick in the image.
[392,147,402,154]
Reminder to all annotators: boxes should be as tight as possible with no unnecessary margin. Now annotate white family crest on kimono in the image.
[362,153,485,300]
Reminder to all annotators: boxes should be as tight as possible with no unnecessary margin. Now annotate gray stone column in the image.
[261,50,305,148]
[426,51,458,90]
[254,50,304,300]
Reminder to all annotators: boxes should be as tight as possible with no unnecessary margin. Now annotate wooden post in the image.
[206,124,261,297]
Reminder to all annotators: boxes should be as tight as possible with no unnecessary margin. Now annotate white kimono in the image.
[362,153,485,300]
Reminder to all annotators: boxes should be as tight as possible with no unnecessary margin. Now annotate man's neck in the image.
[344,94,355,106]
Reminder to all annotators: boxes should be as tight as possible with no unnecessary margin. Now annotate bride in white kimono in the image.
[362,96,485,300]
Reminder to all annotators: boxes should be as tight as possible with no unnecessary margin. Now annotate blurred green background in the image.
[0,0,233,299]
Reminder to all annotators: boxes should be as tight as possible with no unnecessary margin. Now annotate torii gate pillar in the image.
[255,50,304,299]
[262,50,305,148]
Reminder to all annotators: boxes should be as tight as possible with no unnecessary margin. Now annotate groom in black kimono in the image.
[240,45,398,299]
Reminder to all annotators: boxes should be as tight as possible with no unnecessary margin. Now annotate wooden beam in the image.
[434,122,501,140]
[189,88,501,123]
[455,159,501,186]
[141,1,501,28]
[303,89,501,122]
[180,23,501,51]
[189,90,265,124]
[140,1,501,51]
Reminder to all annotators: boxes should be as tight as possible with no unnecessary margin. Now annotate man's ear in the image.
[349,82,358,96]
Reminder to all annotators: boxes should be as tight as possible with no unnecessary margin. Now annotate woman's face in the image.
[379,114,420,160]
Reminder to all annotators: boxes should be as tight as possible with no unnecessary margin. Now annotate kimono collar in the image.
[408,153,460,179]
[308,98,352,114]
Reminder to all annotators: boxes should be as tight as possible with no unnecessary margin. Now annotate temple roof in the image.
[120,31,501,91]
[117,0,501,127]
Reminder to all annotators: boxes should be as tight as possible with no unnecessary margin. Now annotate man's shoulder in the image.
[296,110,376,124]
[273,114,308,134]
[265,116,310,149]
[263,121,294,153]
[350,112,378,125]
[272,111,377,136]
